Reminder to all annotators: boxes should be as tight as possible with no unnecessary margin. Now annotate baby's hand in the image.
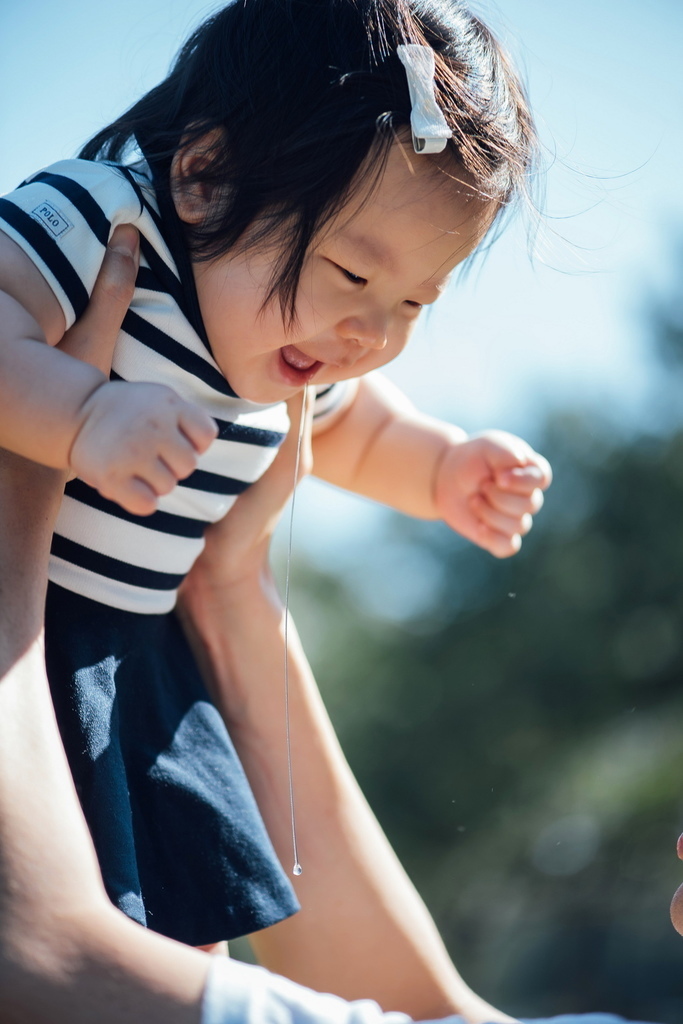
[434,429,552,558]
[69,381,218,515]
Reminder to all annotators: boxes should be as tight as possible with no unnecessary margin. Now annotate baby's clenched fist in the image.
[69,381,218,515]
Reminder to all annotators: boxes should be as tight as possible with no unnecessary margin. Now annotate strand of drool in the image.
[283,384,307,876]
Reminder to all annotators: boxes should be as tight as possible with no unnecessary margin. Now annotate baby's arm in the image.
[0,228,217,515]
[312,374,551,557]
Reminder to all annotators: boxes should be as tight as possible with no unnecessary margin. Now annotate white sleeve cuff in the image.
[201,957,458,1024]
[202,958,654,1024]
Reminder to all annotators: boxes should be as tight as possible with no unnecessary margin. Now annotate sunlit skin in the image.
[670,832,683,935]
[183,142,497,404]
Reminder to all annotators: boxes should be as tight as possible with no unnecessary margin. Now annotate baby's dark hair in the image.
[81,0,537,321]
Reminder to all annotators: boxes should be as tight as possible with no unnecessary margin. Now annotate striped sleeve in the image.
[0,159,148,328]
[313,379,359,425]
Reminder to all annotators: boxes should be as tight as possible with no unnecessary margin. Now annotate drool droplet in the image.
[293,863,303,876]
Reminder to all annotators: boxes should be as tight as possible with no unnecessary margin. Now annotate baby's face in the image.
[191,142,496,404]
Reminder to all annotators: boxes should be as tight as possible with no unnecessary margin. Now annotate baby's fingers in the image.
[158,434,203,483]
[471,493,533,537]
[481,480,545,518]
[101,476,160,517]
[470,494,531,557]
[179,404,218,454]
[145,457,183,498]
[473,521,522,559]
[498,458,552,494]
[101,458,184,516]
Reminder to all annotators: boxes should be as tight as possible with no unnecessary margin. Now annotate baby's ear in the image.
[170,128,223,225]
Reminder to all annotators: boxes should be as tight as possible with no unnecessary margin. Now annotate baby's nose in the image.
[337,314,388,351]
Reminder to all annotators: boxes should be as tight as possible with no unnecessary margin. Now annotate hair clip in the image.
[397,43,452,154]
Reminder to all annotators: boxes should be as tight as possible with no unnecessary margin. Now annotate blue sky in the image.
[2,0,682,561]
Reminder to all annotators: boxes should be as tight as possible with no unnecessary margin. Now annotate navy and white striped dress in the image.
[0,159,348,945]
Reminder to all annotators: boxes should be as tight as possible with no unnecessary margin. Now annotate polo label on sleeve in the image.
[30,201,74,239]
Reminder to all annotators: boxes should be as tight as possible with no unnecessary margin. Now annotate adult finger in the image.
[217,385,314,538]
[188,387,315,585]
[58,224,139,374]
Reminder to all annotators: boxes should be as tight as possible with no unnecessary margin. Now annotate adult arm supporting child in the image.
[177,393,515,1024]
[0,232,211,1023]
[0,226,511,1023]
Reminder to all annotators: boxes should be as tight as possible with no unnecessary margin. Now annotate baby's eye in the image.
[339,266,367,285]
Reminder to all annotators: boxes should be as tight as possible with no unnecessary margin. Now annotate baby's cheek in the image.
[375,326,413,370]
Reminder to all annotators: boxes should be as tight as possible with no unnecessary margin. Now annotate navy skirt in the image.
[44,582,299,947]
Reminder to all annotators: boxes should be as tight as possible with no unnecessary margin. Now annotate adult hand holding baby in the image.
[69,378,218,516]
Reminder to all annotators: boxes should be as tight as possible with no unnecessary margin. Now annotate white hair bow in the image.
[397,43,452,154]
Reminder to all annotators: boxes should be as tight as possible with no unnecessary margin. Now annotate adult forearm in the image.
[180,573,512,1024]
[0,637,208,1024]
[0,236,214,1024]
[0,450,208,1024]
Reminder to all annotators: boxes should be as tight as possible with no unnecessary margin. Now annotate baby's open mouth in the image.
[280,345,322,383]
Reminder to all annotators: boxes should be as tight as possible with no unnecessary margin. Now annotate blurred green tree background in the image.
[287,264,683,1022]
